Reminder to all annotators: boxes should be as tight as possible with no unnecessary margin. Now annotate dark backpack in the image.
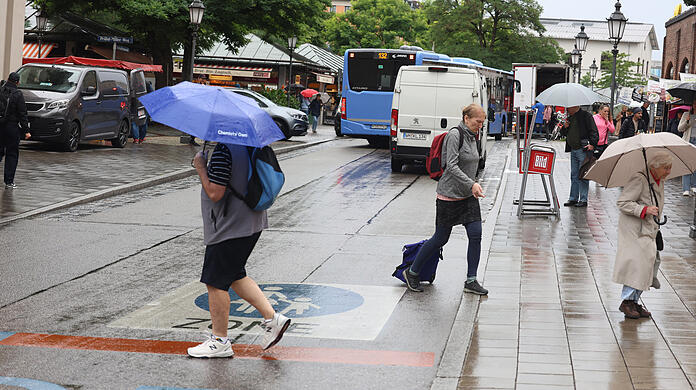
[426,126,464,181]
[229,146,285,211]
[0,86,10,123]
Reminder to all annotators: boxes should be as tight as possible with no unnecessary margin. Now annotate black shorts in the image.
[201,232,261,291]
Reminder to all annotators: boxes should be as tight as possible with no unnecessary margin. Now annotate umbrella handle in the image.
[653,215,667,226]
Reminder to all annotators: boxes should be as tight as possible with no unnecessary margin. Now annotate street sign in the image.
[518,148,555,175]
[97,35,133,44]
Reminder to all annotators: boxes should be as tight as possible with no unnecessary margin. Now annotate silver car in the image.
[230,88,308,140]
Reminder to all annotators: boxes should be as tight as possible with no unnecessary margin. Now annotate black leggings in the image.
[410,221,483,278]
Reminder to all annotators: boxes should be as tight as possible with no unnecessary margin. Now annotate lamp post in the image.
[575,24,589,83]
[607,1,627,114]
[287,36,297,107]
[570,46,581,83]
[35,10,48,59]
[589,59,598,90]
[186,0,205,82]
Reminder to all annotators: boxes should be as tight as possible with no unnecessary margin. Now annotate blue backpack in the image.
[392,240,443,284]
[229,146,285,211]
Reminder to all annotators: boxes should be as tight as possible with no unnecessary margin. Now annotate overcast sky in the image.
[536,0,684,60]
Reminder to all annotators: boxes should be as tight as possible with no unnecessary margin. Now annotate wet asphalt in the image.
[0,129,695,389]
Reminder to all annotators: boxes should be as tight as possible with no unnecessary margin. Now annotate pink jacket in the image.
[593,113,615,145]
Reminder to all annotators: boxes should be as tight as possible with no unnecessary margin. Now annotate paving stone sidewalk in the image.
[460,140,696,390]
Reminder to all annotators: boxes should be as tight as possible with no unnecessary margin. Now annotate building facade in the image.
[663,6,696,80]
[540,18,658,81]
[1,0,25,80]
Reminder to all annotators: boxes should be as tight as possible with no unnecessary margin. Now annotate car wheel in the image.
[64,121,80,152]
[494,133,502,141]
[274,119,291,140]
[391,157,403,173]
[367,136,388,148]
[111,120,129,148]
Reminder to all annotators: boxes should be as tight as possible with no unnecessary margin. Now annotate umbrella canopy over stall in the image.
[139,82,285,147]
[300,88,319,98]
[667,82,696,104]
[668,105,691,120]
[584,132,696,188]
[535,83,609,107]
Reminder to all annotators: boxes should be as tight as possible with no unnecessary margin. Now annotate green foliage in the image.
[685,0,696,6]
[422,0,564,70]
[258,88,300,109]
[579,73,592,88]
[594,51,647,90]
[324,0,429,55]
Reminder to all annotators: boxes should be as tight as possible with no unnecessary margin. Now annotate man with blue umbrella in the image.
[139,82,290,358]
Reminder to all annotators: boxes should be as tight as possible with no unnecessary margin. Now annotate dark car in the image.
[15,64,140,152]
[229,88,308,140]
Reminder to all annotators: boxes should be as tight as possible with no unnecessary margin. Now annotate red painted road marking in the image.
[0,332,434,367]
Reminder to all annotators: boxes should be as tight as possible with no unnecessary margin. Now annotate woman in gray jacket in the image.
[403,104,488,294]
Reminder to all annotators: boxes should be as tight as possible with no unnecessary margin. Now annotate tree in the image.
[423,0,563,70]
[593,51,647,101]
[324,0,429,55]
[685,0,696,6]
[35,0,330,87]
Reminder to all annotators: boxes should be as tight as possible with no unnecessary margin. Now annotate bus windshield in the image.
[347,51,415,92]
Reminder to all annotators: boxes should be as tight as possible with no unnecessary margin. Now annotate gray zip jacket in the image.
[436,122,479,199]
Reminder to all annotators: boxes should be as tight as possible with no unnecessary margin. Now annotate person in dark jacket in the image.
[619,107,644,139]
[0,72,31,189]
[641,102,650,131]
[668,111,684,136]
[309,94,321,133]
[561,106,599,208]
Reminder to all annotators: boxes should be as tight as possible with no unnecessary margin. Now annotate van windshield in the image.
[16,66,81,93]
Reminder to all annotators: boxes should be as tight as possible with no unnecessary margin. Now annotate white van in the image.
[389,65,488,173]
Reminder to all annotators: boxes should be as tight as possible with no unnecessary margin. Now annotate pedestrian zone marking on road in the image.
[110,282,405,340]
[0,332,434,367]
[0,377,67,390]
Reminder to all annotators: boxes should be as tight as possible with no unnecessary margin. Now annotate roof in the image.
[295,43,343,73]
[192,34,330,72]
[540,18,659,50]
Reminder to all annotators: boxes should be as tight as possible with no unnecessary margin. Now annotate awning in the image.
[86,45,155,65]
[172,59,272,78]
[22,56,163,73]
[23,42,56,59]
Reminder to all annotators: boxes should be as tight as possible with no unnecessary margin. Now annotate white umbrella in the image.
[629,100,643,108]
[535,82,610,107]
[584,132,696,188]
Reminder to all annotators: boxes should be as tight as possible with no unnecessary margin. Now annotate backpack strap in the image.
[451,125,465,150]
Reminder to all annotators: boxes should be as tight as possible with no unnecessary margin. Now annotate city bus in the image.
[340,47,514,146]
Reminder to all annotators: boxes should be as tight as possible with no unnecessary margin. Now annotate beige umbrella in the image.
[584,132,696,188]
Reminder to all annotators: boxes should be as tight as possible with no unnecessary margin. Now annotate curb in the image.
[0,138,335,225]
[430,148,512,390]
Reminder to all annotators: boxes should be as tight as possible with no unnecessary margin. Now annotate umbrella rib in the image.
[606,151,625,187]
[662,145,694,173]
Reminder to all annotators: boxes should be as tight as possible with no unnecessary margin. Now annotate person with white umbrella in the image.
[561,105,599,208]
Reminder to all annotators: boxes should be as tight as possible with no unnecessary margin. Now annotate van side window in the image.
[82,71,97,95]
[99,72,129,97]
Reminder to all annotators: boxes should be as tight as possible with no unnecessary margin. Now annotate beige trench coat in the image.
[612,171,664,291]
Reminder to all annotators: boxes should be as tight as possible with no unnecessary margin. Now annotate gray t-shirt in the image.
[201,144,268,245]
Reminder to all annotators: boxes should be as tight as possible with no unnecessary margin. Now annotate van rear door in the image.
[434,69,476,139]
[395,67,438,147]
[130,69,147,126]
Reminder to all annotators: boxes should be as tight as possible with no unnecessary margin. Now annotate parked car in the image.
[15,63,140,152]
[229,88,308,139]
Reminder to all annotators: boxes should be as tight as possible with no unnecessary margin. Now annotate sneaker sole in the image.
[464,287,488,295]
[263,318,291,350]
[187,349,235,358]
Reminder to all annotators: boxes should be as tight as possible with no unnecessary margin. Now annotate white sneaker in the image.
[261,313,291,350]
[187,334,234,358]
[684,191,691,196]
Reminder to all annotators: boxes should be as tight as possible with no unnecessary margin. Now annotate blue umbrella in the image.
[138,81,285,147]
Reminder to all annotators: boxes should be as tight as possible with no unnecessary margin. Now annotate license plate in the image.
[371,125,387,129]
[403,132,427,141]
[138,107,146,118]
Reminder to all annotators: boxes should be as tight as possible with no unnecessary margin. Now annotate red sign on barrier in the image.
[519,149,555,175]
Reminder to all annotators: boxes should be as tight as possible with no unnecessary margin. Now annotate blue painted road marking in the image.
[137,387,216,390]
[194,283,364,318]
[0,377,66,390]
[0,331,15,341]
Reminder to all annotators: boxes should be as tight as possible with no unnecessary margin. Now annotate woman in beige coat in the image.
[613,152,672,319]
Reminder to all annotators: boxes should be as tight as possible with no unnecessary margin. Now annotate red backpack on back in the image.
[426,126,464,181]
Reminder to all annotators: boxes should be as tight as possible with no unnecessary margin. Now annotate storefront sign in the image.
[680,73,696,82]
[172,59,271,78]
[316,74,334,84]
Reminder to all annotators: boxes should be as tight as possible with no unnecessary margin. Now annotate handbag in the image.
[579,152,597,180]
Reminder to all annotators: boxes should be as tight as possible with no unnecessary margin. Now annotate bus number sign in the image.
[377,52,388,60]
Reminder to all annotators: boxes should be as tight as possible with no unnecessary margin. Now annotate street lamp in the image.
[570,45,581,83]
[35,10,49,58]
[589,59,598,90]
[186,0,205,82]
[607,0,628,114]
[287,36,297,106]
[575,24,589,82]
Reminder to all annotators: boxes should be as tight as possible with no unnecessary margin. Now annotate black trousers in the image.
[0,123,21,185]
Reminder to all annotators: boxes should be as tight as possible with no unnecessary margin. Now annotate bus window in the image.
[347,51,415,92]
